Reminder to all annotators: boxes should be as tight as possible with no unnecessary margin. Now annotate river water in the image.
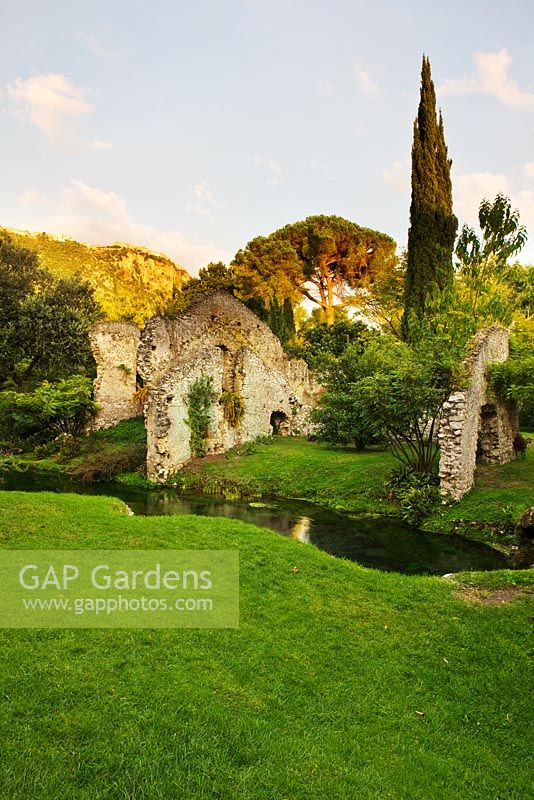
[0,470,509,575]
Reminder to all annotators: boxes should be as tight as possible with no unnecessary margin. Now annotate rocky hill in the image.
[0,227,190,326]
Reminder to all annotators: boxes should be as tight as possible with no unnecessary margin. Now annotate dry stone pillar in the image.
[90,321,141,430]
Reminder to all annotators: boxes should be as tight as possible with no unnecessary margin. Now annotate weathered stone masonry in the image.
[438,326,518,500]
[91,301,517,497]
[89,321,140,430]
[91,292,321,482]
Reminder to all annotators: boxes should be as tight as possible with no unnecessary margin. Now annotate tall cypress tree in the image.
[402,55,457,338]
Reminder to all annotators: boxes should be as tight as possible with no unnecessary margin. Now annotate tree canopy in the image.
[402,55,457,336]
[455,193,528,326]
[233,214,396,326]
[0,236,99,389]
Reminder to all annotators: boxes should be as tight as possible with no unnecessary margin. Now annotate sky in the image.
[1,0,533,274]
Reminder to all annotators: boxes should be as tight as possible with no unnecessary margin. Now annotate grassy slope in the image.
[0,226,189,325]
[182,437,534,541]
[0,490,532,800]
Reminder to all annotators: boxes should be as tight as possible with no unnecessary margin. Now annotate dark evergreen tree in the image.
[402,55,457,338]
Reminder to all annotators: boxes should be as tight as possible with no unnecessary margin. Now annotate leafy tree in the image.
[313,335,455,472]
[0,376,97,445]
[351,251,406,336]
[310,336,379,449]
[402,56,457,337]
[455,194,528,325]
[233,215,396,326]
[295,319,372,367]
[509,263,534,319]
[0,235,100,389]
[166,262,237,314]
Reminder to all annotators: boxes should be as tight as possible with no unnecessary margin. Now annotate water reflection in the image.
[290,516,311,543]
[0,471,510,575]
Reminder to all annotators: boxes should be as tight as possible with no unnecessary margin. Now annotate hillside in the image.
[0,226,191,326]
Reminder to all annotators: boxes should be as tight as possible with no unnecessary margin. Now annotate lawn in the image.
[181,436,534,544]
[0,490,532,799]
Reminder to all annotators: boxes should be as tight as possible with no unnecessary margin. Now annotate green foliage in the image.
[403,56,457,336]
[68,446,147,483]
[384,465,440,525]
[314,335,454,472]
[186,375,217,456]
[166,262,236,314]
[489,321,534,428]
[294,319,372,367]
[220,390,245,428]
[509,263,534,318]
[0,236,99,389]
[455,194,528,326]
[310,338,380,449]
[233,214,396,326]
[0,376,97,445]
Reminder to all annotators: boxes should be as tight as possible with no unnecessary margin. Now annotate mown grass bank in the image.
[179,437,534,546]
[2,423,533,546]
[0,490,532,800]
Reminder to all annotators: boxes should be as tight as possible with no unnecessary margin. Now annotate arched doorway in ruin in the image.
[270,411,290,436]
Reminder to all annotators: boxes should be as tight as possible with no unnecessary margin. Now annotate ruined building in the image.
[438,326,517,500]
[91,300,516,498]
[90,292,320,481]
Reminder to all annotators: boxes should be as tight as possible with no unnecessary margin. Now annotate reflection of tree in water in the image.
[290,516,311,543]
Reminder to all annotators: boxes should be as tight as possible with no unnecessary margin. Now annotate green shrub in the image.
[220,391,245,428]
[0,376,96,445]
[397,484,440,526]
[68,445,146,483]
[186,375,217,457]
[384,465,440,525]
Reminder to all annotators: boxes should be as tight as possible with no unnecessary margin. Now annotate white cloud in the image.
[440,49,534,109]
[17,189,42,206]
[253,157,283,186]
[454,172,510,227]
[6,73,94,142]
[383,159,410,193]
[522,162,534,180]
[76,31,121,59]
[354,65,379,97]
[26,180,228,273]
[90,138,113,151]
[186,181,221,219]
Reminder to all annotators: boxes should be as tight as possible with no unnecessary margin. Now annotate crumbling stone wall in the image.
[438,326,518,500]
[90,321,140,430]
[139,293,320,481]
[91,292,321,481]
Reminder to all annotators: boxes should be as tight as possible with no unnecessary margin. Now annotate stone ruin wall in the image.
[438,326,518,501]
[91,292,321,482]
[89,321,141,430]
[138,293,320,481]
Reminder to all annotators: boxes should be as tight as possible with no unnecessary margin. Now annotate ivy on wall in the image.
[221,391,245,428]
[186,375,217,457]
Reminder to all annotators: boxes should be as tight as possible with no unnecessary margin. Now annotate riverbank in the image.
[177,437,534,549]
[0,490,532,799]
[1,423,533,549]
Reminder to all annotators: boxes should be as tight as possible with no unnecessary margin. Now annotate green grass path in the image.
[0,491,532,799]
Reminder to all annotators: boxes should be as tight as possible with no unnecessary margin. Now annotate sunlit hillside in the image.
[0,226,190,326]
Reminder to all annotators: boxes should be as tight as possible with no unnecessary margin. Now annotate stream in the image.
[0,470,510,575]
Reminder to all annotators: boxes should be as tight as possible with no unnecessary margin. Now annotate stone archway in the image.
[270,411,290,436]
